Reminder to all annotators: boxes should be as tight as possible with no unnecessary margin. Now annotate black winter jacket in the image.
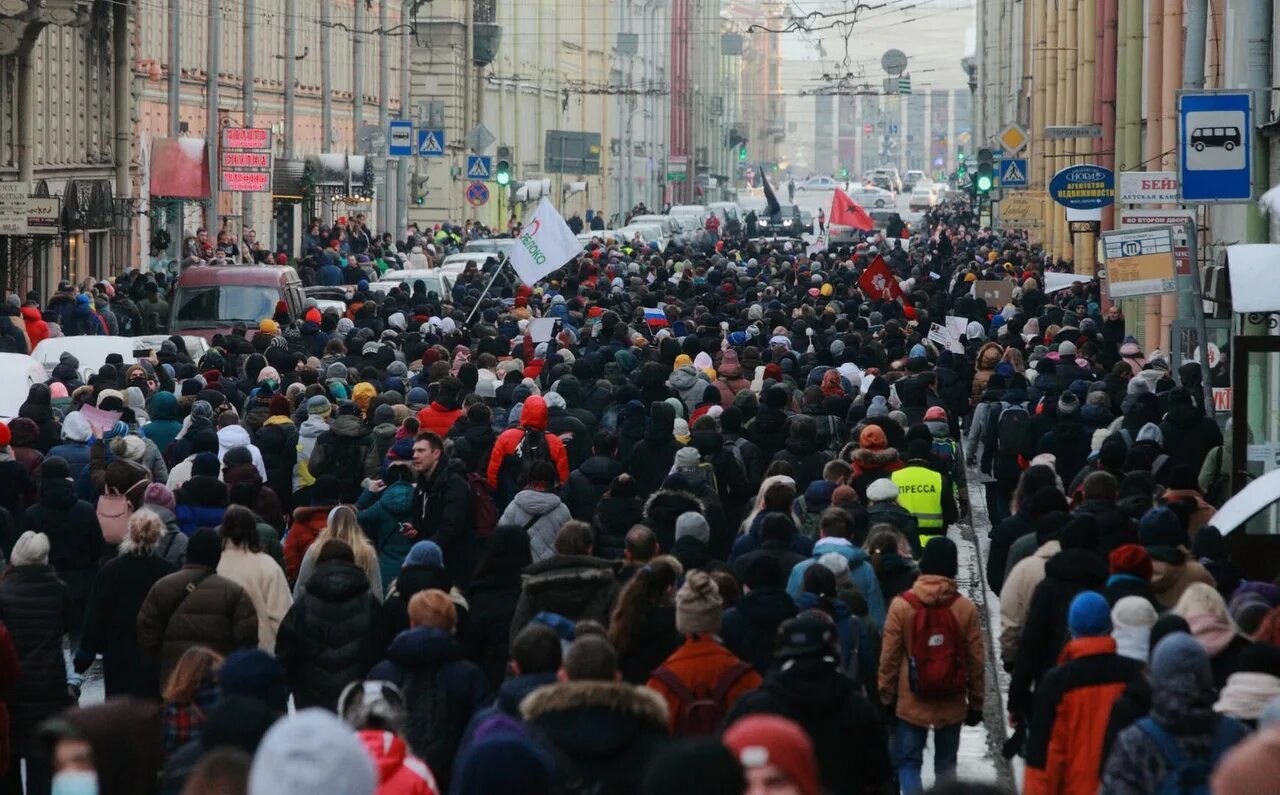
[460,570,522,688]
[253,419,298,511]
[591,495,645,561]
[562,456,624,521]
[76,552,176,698]
[509,555,620,642]
[23,476,103,631]
[0,565,74,742]
[721,585,799,675]
[411,461,475,588]
[275,560,387,710]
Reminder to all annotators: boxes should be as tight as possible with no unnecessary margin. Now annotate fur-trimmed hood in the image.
[850,446,900,468]
[521,680,668,729]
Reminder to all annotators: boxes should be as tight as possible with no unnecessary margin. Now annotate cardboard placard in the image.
[973,280,1014,308]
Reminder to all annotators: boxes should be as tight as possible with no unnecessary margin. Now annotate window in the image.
[172,285,280,329]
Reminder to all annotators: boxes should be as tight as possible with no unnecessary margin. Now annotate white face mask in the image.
[51,771,98,795]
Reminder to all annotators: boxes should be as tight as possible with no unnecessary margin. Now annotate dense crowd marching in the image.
[0,193,1271,795]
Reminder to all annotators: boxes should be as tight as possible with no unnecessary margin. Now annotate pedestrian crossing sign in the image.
[418,129,445,157]
[1000,158,1029,188]
[466,155,492,180]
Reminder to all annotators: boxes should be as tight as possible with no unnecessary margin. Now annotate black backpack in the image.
[497,429,554,506]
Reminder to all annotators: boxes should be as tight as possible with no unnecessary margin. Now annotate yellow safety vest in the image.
[892,465,944,547]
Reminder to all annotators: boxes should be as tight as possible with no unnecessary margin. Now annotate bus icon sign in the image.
[1190,126,1240,152]
[1178,90,1252,202]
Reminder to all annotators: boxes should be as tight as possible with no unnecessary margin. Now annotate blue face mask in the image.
[52,771,98,795]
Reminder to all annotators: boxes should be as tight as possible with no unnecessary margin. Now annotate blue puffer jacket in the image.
[356,481,416,595]
[787,537,887,629]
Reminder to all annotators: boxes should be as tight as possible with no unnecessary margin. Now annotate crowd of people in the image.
[0,191,1271,795]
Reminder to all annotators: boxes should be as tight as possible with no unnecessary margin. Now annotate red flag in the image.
[858,255,902,301]
[830,188,875,231]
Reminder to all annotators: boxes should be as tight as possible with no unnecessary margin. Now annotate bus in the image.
[1191,126,1242,152]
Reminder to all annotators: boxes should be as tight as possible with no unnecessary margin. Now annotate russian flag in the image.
[643,307,668,327]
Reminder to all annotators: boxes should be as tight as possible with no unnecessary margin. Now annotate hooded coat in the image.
[274,559,387,710]
[628,402,686,498]
[215,424,267,481]
[666,364,705,414]
[720,584,799,675]
[23,474,104,630]
[254,415,299,510]
[308,415,380,503]
[509,554,620,642]
[786,537,887,628]
[356,481,417,594]
[485,395,571,504]
[142,391,183,455]
[561,455,624,521]
[76,550,176,698]
[498,489,573,563]
[0,563,73,750]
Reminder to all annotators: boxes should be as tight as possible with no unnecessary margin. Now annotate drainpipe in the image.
[1044,0,1059,258]
[1122,0,1142,170]
[396,0,411,236]
[284,0,296,159]
[353,0,364,142]
[1143,0,1163,351]
[1099,0,1117,234]
[1178,0,1207,318]
[1159,0,1181,349]
[1063,0,1079,264]
[243,0,256,231]
[168,0,183,256]
[114,0,132,263]
[1032,0,1046,189]
[1244,1,1272,245]
[207,0,221,232]
[379,0,391,233]
[321,0,333,159]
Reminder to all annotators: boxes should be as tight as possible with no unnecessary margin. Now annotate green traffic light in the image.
[840,167,849,177]
[976,174,993,192]
[495,159,511,186]
[496,173,510,187]
[738,147,747,162]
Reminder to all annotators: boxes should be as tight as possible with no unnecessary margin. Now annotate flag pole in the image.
[465,261,508,325]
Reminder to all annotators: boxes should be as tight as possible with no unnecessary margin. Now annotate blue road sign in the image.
[1178,90,1253,202]
[1049,164,1115,210]
[466,155,492,180]
[1000,158,1029,188]
[466,182,490,207]
[388,121,414,157]
[417,129,445,157]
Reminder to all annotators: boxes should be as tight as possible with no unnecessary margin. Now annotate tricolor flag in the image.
[643,307,669,327]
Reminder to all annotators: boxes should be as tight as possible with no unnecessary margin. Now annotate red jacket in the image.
[486,395,570,487]
[20,307,47,350]
[359,730,439,795]
[0,623,18,776]
[646,635,762,735]
[1023,635,1146,795]
[416,402,463,438]
[283,506,330,583]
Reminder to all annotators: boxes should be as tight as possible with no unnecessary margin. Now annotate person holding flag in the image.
[830,187,875,232]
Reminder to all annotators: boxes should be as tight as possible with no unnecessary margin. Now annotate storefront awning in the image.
[149,138,210,200]
[273,158,306,201]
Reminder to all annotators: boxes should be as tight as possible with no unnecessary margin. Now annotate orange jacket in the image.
[485,396,570,487]
[1022,635,1146,795]
[646,634,762,735]
[416,402,463,438]
[283,505,330,583]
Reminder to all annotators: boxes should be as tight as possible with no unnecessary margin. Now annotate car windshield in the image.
[171,286,279,329]
[464,240,513,255]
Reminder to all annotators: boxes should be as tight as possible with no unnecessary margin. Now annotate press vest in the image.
[892,465,944,545]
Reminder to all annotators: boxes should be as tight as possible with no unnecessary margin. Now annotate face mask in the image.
[52,771,98,795]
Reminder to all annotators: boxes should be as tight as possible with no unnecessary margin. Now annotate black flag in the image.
[760,165,781,217]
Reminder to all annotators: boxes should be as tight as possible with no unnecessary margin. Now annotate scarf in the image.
[1215,672,1280,721]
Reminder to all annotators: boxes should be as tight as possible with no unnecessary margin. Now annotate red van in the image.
[169,264,306,339]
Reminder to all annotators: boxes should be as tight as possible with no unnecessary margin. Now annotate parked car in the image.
[909,186,938,210]
[848,187,896,208]
[462,238,516,259]
[169,265,305,340]
[903,170,926,191]
[0,354,48,420]
[798,176,838,191]
[366,271,455,298]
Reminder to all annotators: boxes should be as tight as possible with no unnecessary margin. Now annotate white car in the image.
[441,252,499,270]
[909,186,938,210]
[669,205,708,225]
[629,215,680,239]
[367,271,455,298]
[0,354,49,420]
[577,230,624,246]
[617,224,667,252]
[798,176,838,191]
[462,239,516,259]
[848,187,896,208]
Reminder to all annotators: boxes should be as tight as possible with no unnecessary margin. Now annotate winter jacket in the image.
[22,475,103,632]
[849,447,905,502]
[728,512,815,563]
[460,570,523,689]
[667,365,705,414]
[382,564,456,641]
[0,623,19,777]
[142,392,183,456]
[878,574,984,728]
[1150,548,1217,609]
[521,680,669,795]
[357,482,417,594]
[971,342,1003,407]
[216,545,293,654]
[149,505,188,566]
[136,564,258,684]
[294,414,330,491]
[727,657,893,795]
[416,401,464,439]
[76,552,176,698]
[771,437,833,491]
[614,603,684,685]
[275,559,387,710]
[254,416,299,509]
[646,634,763,734]
[999,540,1061,666]
[460,671,556,747]
[358,729,439,795]
[642,488,705,555]
[283,505,330,583]
[1158,402,1223,474]
[485,396,570,501]
[1036,420,1093,486]
[498,490,573,563]
[987,511,1034,594]
[721,585,798,675]
[509,554,620,642]
[410,460,475,588]
[48,439,91,483]
[669,535,721,574]
[1023,635,1146,795]
[732,541,807,587]
[308,415,381,503]
[786,537,887,628]
[0,564,74,744]
[366,627,492,788]
[445,420,495,474]
[561,456,624,521]
[17,398,59,455]
[591,494,645,561]
[1008,547,1109,721]
[215,424,267,481]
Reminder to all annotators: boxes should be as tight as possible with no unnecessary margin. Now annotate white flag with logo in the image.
[508,198,583,285]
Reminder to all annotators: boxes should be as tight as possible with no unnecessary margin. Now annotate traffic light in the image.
[738,146,747,162]
[495,159,511,187]
[840,167,849,178]
[412,175,428,205]
[975,148,994,194]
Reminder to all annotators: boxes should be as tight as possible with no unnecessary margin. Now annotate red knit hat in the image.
[723,715,820,795]
[304,307,322,324]
[1108,543,1153,581]
[924,406,948,422]
[0,422,11,448]
[859,424,887,451]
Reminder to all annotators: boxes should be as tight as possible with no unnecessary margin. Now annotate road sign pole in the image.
[465,261,508,324]
[1183,220,1215,416]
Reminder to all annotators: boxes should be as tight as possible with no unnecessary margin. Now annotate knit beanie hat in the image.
[192,452,220,478]
[919,537,958,578]
[672,446,701,470]
[675,511,711,544]
[185,528,223,569]
[143,482,176,511]
[1057,390,1080,417]
[676,570,723,635]
[1151,631,1214,689]
[220,649,290,713]
[866,478,899,502]
[859,424,887,450]
[643,739,745,795]
[247,709,376,795]
[1108,543,1153,580]
[1139,506,1187,556]
[1068,591,1112,637]
[723,715,821,795]
[1112,595,1158,631]
[403,540,443,569]
[452,728,556,795]
[306,395,333,416]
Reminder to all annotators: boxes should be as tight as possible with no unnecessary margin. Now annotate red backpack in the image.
[650,661,753,737]
[465,473,498,539]
[900,591,967,698]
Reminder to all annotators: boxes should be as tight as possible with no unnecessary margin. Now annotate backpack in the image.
[512,429,554,486]
[1136,716,1244,795]
[649,661,753,737]
[795,497,823,539]
[996,404,1031,456]
[96,479,147,545]
[900,590,967,698]
[401,668,460,782]
[465,473,498,539]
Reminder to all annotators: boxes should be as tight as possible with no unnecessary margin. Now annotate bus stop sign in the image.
[1178,90,1253,203]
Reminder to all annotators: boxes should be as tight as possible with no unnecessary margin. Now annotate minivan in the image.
[170,264,305,339]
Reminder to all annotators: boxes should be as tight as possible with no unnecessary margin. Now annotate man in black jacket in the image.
[726,613,892,795]
[561,432,624,521]
[408,431,475,588]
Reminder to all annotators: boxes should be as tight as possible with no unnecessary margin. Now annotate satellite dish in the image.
[881,49,908,76]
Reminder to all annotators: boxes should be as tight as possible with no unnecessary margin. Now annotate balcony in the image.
[0,0,94,55]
